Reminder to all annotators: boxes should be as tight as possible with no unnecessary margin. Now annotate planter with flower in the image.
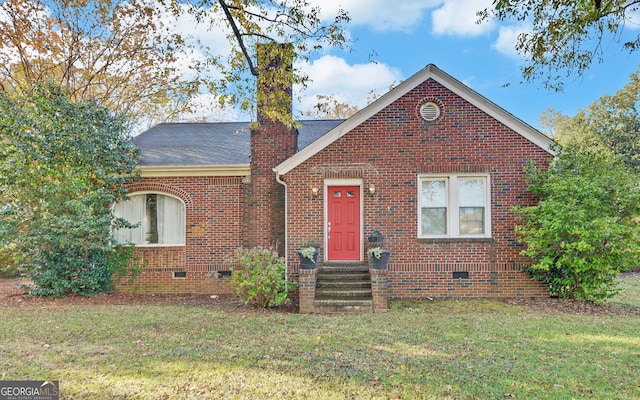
[297,246,318,269]
[368,247,390,270]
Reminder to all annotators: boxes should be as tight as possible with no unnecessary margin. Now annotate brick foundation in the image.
[117,269,234,295]
[388,262,547,299]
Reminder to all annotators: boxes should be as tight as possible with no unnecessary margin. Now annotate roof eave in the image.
[138,164,251,177]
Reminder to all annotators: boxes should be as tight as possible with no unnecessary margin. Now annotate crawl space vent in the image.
[452,271,469,280]
[419,102,441,122]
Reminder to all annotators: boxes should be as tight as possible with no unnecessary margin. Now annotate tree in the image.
[538,108,568,139]
[479,0,640,90]
[0,84,140,296]
[304,94,360,119]
[0,0,350,128]
[182,0,350,128]
[0,0,191,127]
[515,145,640,303]
[545,68,640,172]
[303,88,389,120]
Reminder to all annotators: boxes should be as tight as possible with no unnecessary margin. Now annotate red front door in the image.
[327,186,361,261]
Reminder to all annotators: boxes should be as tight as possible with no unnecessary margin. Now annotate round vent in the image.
[419,102,441,121]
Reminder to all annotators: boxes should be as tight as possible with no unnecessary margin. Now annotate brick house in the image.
[115,62,554,312]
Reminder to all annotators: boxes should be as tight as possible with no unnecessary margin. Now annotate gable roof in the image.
[274,64,555,176]
[134,119,343,168]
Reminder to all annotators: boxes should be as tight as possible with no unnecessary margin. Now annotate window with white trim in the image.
[418,175,490,238]
[113,193,185,245]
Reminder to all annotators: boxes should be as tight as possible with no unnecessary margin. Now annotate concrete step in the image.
[313,298,373,314]
[315,288,372,298]
[316,274,371,283]
[317,265,369,273]
[316,280,372,289]
[313,264,373,313]
[316,268,370,279]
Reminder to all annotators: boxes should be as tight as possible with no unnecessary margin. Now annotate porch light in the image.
[312,187,319,197]
[369,183,376,195]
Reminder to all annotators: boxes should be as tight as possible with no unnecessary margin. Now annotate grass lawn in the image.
[610,273,640,308]
[1,277,639,399]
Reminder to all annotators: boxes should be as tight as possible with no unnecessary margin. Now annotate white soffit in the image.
[139,164,251,177]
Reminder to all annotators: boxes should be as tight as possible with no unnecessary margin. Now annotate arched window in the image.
[113,193,185,245]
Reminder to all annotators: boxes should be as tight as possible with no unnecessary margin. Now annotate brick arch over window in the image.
[125,183,193,209]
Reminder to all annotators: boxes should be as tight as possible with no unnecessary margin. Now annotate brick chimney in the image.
[244,43,297,252]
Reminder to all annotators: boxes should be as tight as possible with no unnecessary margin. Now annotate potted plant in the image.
[368,247,390,270]
[297,246,318,269]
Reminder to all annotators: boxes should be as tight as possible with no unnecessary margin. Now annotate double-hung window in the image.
[419,175,490,238]
[113,193,186,245]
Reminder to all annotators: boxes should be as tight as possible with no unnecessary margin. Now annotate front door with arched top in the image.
[326,185,361,261]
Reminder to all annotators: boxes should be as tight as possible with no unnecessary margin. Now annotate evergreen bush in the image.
[515,146,640,303]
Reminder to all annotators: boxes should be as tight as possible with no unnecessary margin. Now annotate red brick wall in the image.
[244,121,296,253]
[283,78,551,299]
[116,176,244,294]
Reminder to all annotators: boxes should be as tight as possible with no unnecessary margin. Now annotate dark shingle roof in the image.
[134,120,344,167]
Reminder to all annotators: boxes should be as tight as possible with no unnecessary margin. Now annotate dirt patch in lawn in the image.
[0,278,298,313]
[1,276,639,316]
[502,271,640,317]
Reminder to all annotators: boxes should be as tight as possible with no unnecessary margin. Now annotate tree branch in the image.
[218,0,258,76]
[225,4,326,38]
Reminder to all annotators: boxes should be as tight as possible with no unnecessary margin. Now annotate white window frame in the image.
[418,174,491,239]
[113,191,186,246]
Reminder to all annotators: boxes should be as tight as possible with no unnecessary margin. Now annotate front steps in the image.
[313,265,373,313]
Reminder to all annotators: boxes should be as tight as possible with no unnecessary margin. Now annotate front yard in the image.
[1,275,639,399]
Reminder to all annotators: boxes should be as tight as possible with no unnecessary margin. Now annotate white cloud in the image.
[492,24,530,59]
[314,0,497,37]
[431,0,495,37]
[626,8,640,28]
[312,0,440,32]
[161,4,232,79]
[295,55,403,115]
[156,4,240,121]
[183,93,241,122]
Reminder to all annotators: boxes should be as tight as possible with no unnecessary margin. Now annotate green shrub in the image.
[230,246,297,308]
[108,244,143,288]
[24,244,141,297]
[0,84,139,296]
[515,146,640,303]
[0,245,20,278]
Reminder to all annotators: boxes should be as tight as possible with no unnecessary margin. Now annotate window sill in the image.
[418,237,494,244]
[134,244,186,248]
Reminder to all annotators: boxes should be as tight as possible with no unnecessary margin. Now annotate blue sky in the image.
[291,0,640,131]
[176,0,640,131]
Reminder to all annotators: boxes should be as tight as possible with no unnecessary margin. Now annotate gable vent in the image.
[419,102,441,122]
